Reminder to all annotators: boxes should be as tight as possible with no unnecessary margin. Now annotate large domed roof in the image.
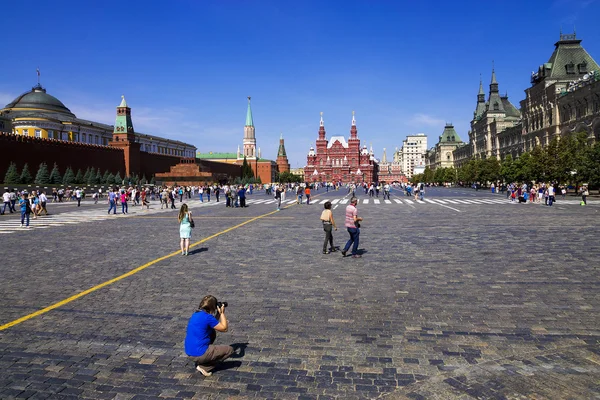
[4,84,75,117]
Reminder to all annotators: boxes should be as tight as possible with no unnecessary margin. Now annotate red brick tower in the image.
[276,133,290,173]
[108,96,140,177]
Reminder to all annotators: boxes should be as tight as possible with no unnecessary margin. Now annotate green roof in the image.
[196,152,238,159]
[245,97,254,126]
[438,124,462,144]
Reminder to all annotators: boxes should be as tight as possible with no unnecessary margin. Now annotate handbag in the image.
[189,213,195,228]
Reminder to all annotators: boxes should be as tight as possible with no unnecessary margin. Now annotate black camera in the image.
[216,301,228,308]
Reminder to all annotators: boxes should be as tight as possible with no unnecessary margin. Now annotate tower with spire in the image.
[468,65,521,160]
[473,76,487,121]
[276,133,290,173]
[109,95,141,177]
[240,96,257,160]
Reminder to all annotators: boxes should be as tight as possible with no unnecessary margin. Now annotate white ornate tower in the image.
[241,96,257,160]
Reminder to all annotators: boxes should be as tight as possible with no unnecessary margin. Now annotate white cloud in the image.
[408,113,446,128]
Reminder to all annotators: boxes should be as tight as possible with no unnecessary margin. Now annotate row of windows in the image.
[18,129,193,155]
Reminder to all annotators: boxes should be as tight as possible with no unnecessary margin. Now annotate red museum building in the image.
[305,112,378,184]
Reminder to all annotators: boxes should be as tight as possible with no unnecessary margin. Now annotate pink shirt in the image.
[120,193,126,203]
[344,204,357,228]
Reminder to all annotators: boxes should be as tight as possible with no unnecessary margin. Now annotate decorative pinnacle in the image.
[320,111,324,127]
[351,110,356,126]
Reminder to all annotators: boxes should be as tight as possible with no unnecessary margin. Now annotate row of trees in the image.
[414,133,600,187]
[3,162,155,186]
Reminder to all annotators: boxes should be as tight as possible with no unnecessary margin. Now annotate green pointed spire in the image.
[119,95,127,108]
[245,96,254,127]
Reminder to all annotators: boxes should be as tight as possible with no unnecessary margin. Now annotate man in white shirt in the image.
[548,184,555,206]
[38,191,48,215]
[75,188,82,207]
[2,189,12,214]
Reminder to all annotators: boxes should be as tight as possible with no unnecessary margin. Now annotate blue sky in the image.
[1,0,599,168]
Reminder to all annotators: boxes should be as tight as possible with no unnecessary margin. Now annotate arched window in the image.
[493,102,499,111]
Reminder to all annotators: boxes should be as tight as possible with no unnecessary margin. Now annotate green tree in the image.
[140,174,148,185]
[74,169,84,184]
[528,146,546,182]
[105,173,115,185]
[20,163,33,184]
[4,162,20,184]
[114,172,122,185]
[87,167,97,185]
[82,167,91,184]
[95,168,103,184]
[580,142,600,187]
[443,167,457,183]
[500,155,516,183]
[62,167,75,185]
[34,162,51,184]
[150,175,156,185]
[241,156,254,179]
[49,163,62,184]
[433,167,445,184]
[422,167,434,183]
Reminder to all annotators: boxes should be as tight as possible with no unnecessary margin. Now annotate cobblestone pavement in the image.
[1,188,599,399]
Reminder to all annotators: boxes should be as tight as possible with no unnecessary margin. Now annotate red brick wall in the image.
[0,133,126,179]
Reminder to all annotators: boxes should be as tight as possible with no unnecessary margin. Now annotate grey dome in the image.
[5,84,75,117]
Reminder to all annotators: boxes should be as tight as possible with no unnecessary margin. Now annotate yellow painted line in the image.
[0,208,282,331]
[131,216,295,219]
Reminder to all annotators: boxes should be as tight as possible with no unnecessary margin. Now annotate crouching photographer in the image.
[184,295,233,376]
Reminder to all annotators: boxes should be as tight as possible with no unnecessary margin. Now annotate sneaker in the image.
[323,250,330,254]
[352,254,362,258]
[196,365,212,377]
[341,250,347,257]
[20,224,24,228]
[330,248,337,253]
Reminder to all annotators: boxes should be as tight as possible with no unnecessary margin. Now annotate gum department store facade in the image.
[427,33,600,171]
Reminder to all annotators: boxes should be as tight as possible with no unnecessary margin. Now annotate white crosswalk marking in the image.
[394,199,403,204]
[374,199,380,204]
[331,199,340,204]
[363,199,369,204]
[340,199,349,204]
[384,200,392,204]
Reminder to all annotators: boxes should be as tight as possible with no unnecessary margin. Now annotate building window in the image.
[565,62,575,74]
[23,129,29,136]
[578,62,587,74]
[493,102,499,111]
[35,129,41,138]
[82,133,86,142]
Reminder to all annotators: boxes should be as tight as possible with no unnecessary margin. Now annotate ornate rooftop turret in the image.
[276,133,290,173]
[114,95,135,139]
[350,111,358,140]
[474,75,487,120]
[487,65,505,113]
[241,96,256,159]
[318,111,326,140]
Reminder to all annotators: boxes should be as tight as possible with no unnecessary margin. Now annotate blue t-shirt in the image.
[184,311,219,356]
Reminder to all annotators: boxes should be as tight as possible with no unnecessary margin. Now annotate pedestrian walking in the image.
[320,201,337,254]
[39,191,48,215]
[1,188,12,215]
[341,197,363,258]
[178,203,193,256]
[120,190,128,214]
[108,189,117,214]
[580,184,589,206]
[305,185,311,205]
[275,185,282,211]
[75,187,83,207]
[19,192,31,228]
